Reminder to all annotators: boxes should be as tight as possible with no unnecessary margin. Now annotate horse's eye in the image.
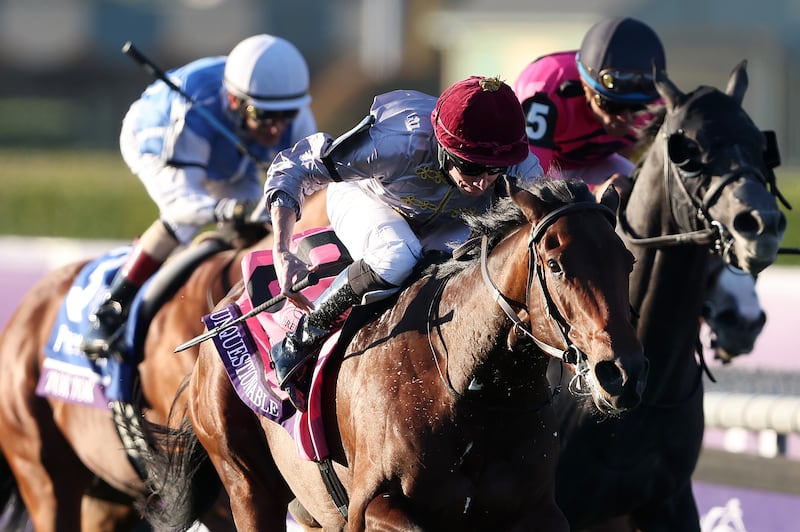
[546,258,562,273]
[668,133,703,173]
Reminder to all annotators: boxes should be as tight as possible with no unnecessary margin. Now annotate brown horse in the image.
[139,178,648,531]
[0,191,329,531]
[548,62,786,531]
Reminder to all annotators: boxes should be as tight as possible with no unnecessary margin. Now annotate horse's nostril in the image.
[732,211,760,236]
[716,310,738,326]
[594,360,624,394]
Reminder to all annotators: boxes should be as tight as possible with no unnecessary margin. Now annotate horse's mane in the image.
[432,178,594,277]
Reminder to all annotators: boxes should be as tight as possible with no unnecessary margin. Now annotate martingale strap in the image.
[318,458,349,518]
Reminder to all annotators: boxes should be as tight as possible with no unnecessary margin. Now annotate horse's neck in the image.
[433,232,551,401]
[626,152,671,238]
[626,156,710,403]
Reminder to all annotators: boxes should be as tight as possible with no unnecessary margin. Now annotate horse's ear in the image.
[599,185,620,215]
[654,63,683,112]
[508,181,547,223]
[725,60,748,106]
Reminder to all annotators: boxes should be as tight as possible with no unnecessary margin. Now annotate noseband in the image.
[618,128,775,266]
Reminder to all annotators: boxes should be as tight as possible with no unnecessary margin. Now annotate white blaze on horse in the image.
[703,260,766,362]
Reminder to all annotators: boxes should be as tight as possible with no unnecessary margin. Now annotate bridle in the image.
[617,123,780,404]
[618,127,780,266]
[480,201,616,395]
[426,199,617,409]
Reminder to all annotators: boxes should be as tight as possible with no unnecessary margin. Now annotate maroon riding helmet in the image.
[431,76,529,167]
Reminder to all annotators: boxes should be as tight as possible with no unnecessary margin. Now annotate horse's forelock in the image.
[467,179,594,236]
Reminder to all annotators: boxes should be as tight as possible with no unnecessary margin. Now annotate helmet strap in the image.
[436,143,449,172]
[436,144,460,188]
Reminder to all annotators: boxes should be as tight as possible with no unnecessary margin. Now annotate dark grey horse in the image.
[549,61,786,531]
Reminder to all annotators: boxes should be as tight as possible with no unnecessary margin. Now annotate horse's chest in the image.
[394,415,559,511]
[561,405,702,500]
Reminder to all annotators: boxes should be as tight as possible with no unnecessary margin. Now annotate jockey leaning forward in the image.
[264,76,544,412]
[514,16,666,202]
[81,34,317,358]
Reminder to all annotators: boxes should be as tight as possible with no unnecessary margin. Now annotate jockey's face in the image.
[442,149,506,196]
[447,165,502,196]
[244,113,294,147]
[228,94,297,147]
[584,84,647,137]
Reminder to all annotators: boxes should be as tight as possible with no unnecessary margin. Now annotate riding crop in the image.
[174,273,319,353]
[122,41,269,172]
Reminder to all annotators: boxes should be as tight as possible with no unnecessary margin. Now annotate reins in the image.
[490,202,616,363]
[426,200,617,410]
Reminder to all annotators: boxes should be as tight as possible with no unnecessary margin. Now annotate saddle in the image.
[205,227,354,461]
[37,232,242,480]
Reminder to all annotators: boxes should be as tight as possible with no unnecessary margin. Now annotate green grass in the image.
[0,149,156,239]
[1,148,799,265]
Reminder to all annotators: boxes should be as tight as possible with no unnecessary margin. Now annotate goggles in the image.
[244,103,299,125]
[592,93,647,115]
[576,53,658,103]
[596,69,655,95]
[445,150,507,177]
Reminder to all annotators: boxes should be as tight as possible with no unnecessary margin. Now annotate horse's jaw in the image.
[730,237,781,275]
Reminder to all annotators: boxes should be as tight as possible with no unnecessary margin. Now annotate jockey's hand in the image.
[273,250,316,314]
[595,173,633,204]
[214,198,263,224]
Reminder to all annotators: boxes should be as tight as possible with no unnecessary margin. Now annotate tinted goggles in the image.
[576,54,657,103]
[593,93,647,115]
[597,69,655,95]
[244,104,299,125]
[445,150,507,176]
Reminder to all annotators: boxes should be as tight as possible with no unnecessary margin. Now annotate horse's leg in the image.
[361,494,423,532]
[0,347,90,529]
[81,495,144,532]
[1,400,92,532]
[631,483,701,532]
[200,490,236,532]
[189,347,292,531]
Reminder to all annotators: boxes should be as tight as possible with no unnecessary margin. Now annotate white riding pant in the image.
[326,181,471,286]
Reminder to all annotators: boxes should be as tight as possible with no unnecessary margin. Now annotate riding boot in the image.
[80,245,163,360]
[270,268,360,412]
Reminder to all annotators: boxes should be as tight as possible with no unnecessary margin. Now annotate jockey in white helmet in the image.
[81,34,316,359]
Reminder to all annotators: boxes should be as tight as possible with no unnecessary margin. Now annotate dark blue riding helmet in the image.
[576,17,666,104]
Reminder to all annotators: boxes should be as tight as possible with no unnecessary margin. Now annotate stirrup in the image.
[283,365,314,413]
[82,324,126,360]
[81,304,126,360]
[276,352,317,389]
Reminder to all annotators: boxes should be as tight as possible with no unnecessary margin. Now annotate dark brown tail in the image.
[136,380,222,530]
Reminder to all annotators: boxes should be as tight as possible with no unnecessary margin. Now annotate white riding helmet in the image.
[223,34,311,111]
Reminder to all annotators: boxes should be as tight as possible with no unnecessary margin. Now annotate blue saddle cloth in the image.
[36,246,140,408]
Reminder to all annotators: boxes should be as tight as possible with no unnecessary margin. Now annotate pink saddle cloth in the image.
[202,226,351,461]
